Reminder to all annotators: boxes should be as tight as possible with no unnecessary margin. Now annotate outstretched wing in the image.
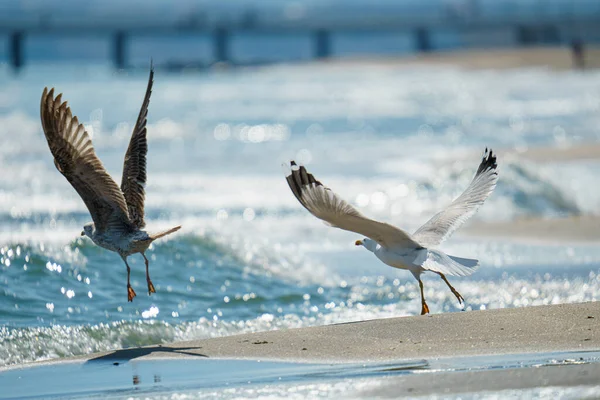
[413,148,498,248]
[285,162,421,249]
[40,87,133,234]
[121,64,154,229]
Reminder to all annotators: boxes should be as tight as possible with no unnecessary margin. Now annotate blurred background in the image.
[1,0,600,368]
[1,0,600,69]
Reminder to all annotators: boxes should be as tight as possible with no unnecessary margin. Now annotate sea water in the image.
[1,351,599,399]
[0,61,600,367]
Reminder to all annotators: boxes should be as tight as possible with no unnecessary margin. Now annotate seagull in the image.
[40,66,181,302]
[285,149,498,315]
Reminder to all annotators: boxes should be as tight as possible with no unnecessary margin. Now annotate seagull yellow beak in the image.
[355,240,363,246]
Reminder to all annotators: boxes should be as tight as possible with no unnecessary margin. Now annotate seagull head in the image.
[81,223,95,238]
[355,238,377,252]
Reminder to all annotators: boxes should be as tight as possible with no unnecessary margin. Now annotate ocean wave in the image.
[361,157,587,228]
[0,231,340,330]
[498,161,582,218]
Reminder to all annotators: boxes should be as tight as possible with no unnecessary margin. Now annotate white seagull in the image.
[285,149,498,314]
[40,66,181,302]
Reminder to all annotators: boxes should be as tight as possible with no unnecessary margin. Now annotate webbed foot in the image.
[127,285,137,302]
[147,279,156,295]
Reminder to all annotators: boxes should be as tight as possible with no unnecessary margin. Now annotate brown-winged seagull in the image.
[40,66,181,302]
[285,149,498,315]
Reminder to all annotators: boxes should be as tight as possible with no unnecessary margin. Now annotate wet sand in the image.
[359,362,600,398]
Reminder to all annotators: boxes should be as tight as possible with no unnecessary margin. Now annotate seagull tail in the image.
[420,248,479,277]
[150,226,182,241]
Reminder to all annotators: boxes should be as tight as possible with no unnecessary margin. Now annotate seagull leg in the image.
[436,272,464,305]
[418,278,430,315]
[122,256,136,302]
[142,252,156,295]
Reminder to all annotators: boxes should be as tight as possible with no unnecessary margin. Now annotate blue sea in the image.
[0,59,600,371]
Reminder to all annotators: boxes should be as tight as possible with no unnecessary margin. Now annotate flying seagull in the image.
[40,66,181,302]
[285,149,498,315]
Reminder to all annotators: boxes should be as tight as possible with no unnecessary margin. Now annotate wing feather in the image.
[413,148,498,247]
[40,87,133,234]
[285,162,421,249]
[121,64,154,229]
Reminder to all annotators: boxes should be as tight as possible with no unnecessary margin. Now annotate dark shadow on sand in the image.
[85,345,207,365]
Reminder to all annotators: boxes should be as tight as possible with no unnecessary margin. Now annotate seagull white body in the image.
[367,241,421,272]
[40,65,181,302]
[359,237,479,278]
[285,149,498,314]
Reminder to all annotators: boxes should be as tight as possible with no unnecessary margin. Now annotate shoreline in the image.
[360,362,600,398]
[3,302,599,397]
[4,301,596,368]
[83,301,600,363]
[2,303,599,397]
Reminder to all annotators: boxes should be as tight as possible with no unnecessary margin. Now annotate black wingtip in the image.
[286,160,299,177]
[147,59,154,86]
[282,160,295,178]
[478,147,498,175]
[285,161,326,210]
[285,161,303,203]
[286,161,323,189]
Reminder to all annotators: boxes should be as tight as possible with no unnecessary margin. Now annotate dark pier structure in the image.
[2,9,600,71]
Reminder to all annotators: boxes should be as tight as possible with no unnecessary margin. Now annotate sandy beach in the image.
[54,301,597,364]
[405,46,600,70]
[514,143,600,163]
[466,215,600,243]
[325,46,600,70]
[3,302,598,398]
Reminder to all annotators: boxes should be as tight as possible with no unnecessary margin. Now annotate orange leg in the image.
[142,253,155,295]
[437,272,464,305]
[123,257,136,302]
[418,278,430,315]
